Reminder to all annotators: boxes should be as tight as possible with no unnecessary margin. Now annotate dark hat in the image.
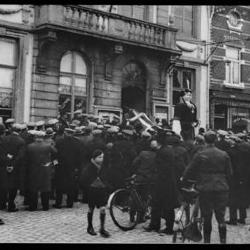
[5,118,15,124]
[92,129,102,135]
[69,123,77,130]
[45,127,55,136]
[122,129,134,136]
[195,134,205,143]
[64,128,75,135]
[27,122,36,128]
[36,120,45,127]
[217,129,228,137]
[204,130,217,144]
[91,149,104,159]
[74,127,83,135]
[47,119,59,125]
[180,88,192,97]
[72,120,81,126]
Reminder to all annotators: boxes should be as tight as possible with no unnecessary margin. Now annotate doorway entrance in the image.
[121,61,146,113]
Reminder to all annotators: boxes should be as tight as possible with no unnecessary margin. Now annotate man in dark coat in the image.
[144,136,179,234]
[107,130,137,190]
[54,129,82,208]
[0,123,9,212]
[172,89,198,141]
[1,124,26,212]
[182,130,232,244]
[24,131,57,211]
[227,139,250,225]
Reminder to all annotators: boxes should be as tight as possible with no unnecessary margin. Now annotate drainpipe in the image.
[89,60,95,114]
[207,5,215,129]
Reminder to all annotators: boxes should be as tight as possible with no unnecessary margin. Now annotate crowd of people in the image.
[0,111,250,242]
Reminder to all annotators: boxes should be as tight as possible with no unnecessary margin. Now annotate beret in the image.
[97,125,104,129]
[27,122,36,127]
[65,128,75,134]
[28,130,37,135]
[217,130,228,136]
[104,124,112,128]
[36,120,45,127]
[47,119,59,125]
[122,129,134,136]
[107,126,119,133]
[72,120,81,126]
[88,122,98,128]
[92,129,102,135]
[45,127,55,135]
[74,127,83,135]
[5,118,15,124]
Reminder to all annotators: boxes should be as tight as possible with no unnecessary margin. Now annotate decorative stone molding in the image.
[0,6,22,15]
[226,8,243,32]
[37,30,57,73]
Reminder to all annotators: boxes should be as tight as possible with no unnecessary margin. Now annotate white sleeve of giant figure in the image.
[172,119,181,135]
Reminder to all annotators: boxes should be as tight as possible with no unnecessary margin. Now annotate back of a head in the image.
[0,123,6,135]
[204,130,217,144]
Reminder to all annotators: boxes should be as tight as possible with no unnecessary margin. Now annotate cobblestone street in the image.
[0,194,249,244]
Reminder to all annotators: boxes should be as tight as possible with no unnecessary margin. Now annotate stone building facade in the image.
[0,5,211,128]
[210,6,250,130]
[0,5,34,122]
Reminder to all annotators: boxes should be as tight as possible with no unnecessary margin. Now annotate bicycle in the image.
[172,180,203,243]
[107,176,153,231]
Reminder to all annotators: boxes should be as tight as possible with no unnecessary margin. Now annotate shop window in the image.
[59,51,88,119]
[214,104,227,130]
[225,47,241,85]
[0,38,17,121]
[172,68,194,105]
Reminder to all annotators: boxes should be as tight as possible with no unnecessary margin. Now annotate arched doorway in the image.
[121,61,146,113]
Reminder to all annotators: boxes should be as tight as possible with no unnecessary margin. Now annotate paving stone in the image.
[0,194,249,243]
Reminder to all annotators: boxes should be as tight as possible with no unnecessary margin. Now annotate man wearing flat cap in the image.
[182,130,232,244]
[215,130,231,153]
[54,126,83,208]
[172,89,198,141]
[36,121,45,131]
[5,118,15,135]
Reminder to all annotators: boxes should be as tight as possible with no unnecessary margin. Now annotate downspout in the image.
[207,5,215,129]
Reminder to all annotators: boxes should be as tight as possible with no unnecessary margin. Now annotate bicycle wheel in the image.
[108,189,138,231]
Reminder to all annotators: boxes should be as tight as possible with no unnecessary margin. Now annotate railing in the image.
[36,5,178,51]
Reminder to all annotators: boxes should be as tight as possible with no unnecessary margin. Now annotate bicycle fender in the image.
[107,189,125,209]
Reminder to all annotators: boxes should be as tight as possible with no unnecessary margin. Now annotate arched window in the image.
[59,51,88,119]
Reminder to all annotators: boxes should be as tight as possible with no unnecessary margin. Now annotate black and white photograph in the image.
[0,4,250,244]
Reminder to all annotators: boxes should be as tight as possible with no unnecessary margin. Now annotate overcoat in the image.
[227,142,250,208]
[25,140,56,192]
[2,133,25,189]
[55,135,82,191]
[152,145,179,210]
